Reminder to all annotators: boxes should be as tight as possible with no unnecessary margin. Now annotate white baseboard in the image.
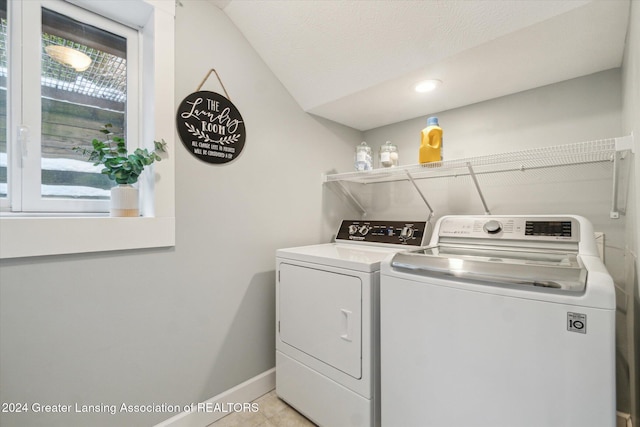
[154,368,276,427]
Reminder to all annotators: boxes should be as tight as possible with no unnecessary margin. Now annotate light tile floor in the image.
[206,390,317,427]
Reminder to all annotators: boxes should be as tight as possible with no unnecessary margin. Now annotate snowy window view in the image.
[0,3,128,204]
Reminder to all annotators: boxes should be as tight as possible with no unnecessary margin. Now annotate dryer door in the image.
[279,263,362,379]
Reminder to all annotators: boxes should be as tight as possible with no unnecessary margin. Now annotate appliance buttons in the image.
[483,220,503,234]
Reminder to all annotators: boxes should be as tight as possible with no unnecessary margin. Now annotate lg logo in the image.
[567,312,587,334]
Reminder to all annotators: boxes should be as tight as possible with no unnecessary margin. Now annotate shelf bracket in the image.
[333,180,367,217]
[467,162,491,215]
[610,135,634,219]
[405,170,434,221]
[610,152,620,219]
[609,150,629,219]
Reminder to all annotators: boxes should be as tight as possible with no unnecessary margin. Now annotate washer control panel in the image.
[438,216,580,242]
[336,220,427,246]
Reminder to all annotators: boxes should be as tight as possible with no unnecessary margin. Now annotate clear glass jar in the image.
[355,141,373,171]
[379,141,398,168]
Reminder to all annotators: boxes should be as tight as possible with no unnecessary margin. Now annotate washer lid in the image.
[390,244,587,292]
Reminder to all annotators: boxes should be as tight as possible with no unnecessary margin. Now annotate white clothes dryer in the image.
[380,215,616,427]
[276,220,427,427]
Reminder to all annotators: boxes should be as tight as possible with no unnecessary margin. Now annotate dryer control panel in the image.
[336,220,427,246]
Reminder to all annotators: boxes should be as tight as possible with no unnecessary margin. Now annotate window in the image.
[3,0,140,213]
[0,0,176,258]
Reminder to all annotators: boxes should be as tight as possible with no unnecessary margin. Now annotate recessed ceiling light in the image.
[415,79,442,93]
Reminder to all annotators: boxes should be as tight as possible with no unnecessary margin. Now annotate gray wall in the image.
[0,2,359,426]
[364,68,622,161]
[361,69,624,232]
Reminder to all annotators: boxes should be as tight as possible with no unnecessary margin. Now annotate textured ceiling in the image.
[218,0,630,131]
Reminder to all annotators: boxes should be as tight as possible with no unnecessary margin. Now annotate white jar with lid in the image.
[379,141,398,168]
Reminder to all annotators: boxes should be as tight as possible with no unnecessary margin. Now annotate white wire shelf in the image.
[324,138,626,184]
[323,136,633,219]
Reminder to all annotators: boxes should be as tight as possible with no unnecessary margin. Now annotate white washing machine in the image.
[276,220,428,427]
[380,215,616,427]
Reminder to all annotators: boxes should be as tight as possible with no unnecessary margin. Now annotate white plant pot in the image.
[110,184,139,217]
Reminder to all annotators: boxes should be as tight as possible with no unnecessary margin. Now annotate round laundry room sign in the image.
[176,91,246,164]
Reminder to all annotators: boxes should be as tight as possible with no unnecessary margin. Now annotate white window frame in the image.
[0,0,176,259]
[15,0,139,213]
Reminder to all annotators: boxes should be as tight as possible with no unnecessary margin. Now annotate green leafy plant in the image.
[74,123,167,185]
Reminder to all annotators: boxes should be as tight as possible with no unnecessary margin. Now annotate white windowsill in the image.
[0,211,109,217]
[0,216,175,258]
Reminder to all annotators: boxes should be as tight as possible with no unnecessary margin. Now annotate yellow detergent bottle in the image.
[419,116,443,163]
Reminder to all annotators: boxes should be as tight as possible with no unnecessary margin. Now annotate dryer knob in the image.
[359,225,370,235]
[401,226,414,239]
[483,220,502,234]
